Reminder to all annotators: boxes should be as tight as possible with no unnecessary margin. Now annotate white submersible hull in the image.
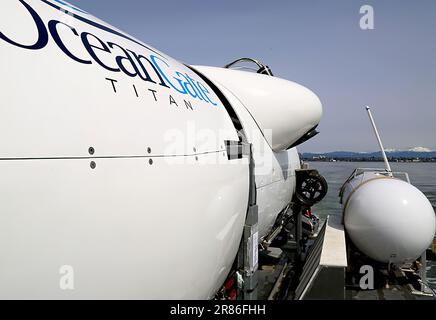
[0,0,322,299]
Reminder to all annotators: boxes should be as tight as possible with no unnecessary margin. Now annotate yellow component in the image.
[432,239,435,254]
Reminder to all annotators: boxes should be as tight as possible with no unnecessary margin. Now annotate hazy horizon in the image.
[301,147,436,153]
[70,0,436,153]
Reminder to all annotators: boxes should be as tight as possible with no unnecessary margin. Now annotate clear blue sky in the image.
[70,0,436,152]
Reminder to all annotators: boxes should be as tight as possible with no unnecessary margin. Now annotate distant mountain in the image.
[301,148,436,160]
[403,147,434,153]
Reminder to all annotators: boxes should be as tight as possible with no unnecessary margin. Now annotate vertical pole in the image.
[296,206,302,259]
[237,143,258,300]
[420,252,427,293]
[365,106,392,176]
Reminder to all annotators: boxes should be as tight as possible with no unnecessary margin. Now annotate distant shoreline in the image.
[303,158,436,163]
[300,151,436,163]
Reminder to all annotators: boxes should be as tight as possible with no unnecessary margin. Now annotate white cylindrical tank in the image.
[342,172,436,264]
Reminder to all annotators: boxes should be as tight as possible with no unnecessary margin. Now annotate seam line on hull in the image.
[0,150,226,161]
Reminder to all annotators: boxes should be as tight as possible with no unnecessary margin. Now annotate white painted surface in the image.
[0,0,320,298]
[343,175,436,264]
[206,82,301,239]
[0,0,248,299]
[193,66,322,151]
[0,0,238,158]
[320,216,347,267]
[0,155,249,299]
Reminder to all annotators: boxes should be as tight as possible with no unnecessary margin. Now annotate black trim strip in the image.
[186,65,247,143]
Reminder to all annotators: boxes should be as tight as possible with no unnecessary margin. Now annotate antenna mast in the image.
[365,106,393,176]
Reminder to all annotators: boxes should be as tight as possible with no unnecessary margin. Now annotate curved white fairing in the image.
[193,66,322,151]
[209,81,301,239]
[343,175,436,264]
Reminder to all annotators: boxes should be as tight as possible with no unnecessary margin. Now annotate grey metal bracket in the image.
[236,143,259,300]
